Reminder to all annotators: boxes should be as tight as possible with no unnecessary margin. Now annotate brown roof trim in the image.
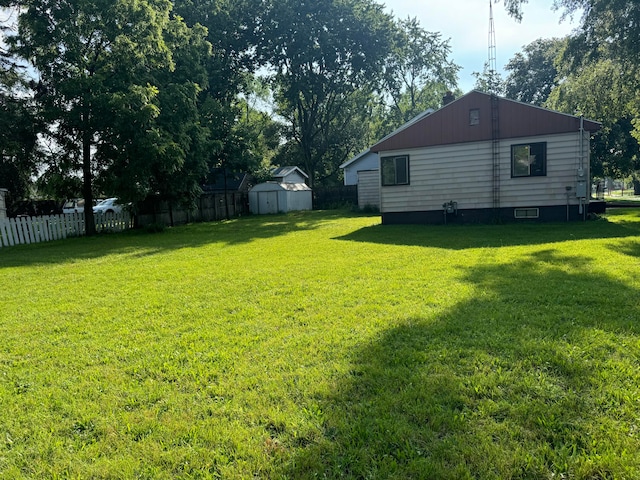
[371,91,601,153]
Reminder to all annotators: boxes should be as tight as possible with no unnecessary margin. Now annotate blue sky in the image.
[383,0,579,92]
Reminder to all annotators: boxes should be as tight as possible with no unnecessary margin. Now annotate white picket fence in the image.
[0,212,134,248]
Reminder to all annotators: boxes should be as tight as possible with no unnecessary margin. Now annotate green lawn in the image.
[606,195,640,204]
[1,209,640,479]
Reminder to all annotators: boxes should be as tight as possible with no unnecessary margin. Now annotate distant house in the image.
[370,90,601,224]
[340,149,380,209]
[202,168,254,194]
[272,166,309,184]
[340,110,435,210]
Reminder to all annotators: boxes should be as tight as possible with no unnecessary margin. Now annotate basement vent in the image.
[514,208,539,219]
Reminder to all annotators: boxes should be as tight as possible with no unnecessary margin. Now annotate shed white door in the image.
[258,191,279,214]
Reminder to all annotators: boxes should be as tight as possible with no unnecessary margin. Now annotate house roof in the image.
[371,90,601,153]
[271,166,309,179]
[339,108,437,170]
[339,149,372,169]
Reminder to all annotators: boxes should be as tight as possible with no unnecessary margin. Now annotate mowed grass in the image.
[1,209,640,479]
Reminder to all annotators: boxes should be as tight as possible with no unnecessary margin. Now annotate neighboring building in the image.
[249,182,312,214]
[272,166,309,184]
[249,167,313,214]
[370,90,601,224]
[0,189,7,219]
[340,109,436,210]
[202,168,254,193]
[340,149,380,209]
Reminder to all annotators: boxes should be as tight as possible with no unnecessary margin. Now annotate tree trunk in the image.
[82,127,96,236]
[633,178,640,195]
[223,167,229,220]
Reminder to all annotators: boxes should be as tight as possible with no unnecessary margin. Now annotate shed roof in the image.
[250,182,311,192]
[371,90,601,153]
[271,166,309,179]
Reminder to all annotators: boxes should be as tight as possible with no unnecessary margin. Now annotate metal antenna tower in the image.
[488,0,497,94]
[489,0,501,216]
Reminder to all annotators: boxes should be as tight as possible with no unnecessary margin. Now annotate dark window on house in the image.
[381,155,409,186]
[511,142,547,177]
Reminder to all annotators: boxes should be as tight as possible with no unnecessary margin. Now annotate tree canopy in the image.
[376,16,459,137]
[502,0,640,184]
[3,0,640,220]
[504,38,564,106]
[258,0,395,186]
[3,0,178,232]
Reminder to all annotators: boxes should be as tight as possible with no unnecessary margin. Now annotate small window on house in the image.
[514,208,539,219]
[469,108,480,125]
[381,155,409,186]
[511,142,547,177]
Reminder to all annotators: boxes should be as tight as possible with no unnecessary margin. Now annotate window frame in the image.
[514,207,540,219]
[511,142,547,178]
[381,155,410,186]
[469,108,480,126]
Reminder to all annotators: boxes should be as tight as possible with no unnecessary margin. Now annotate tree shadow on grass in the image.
[335,215,640,250]
[0,210,350,268]
[609,240,640,259]
[281,250,640,479]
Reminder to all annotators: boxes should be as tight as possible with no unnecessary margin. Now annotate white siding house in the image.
[371,91,601,224]
[340,149,378,185]
[340,110,436,210]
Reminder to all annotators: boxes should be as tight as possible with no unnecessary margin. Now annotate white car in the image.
[62,198,85,214]
[93,198,124,215]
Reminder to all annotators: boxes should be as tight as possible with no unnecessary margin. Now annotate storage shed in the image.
[249,182,312,214]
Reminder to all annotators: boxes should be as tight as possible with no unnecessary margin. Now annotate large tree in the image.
[378,16,459,133]
[545,58,639,183]
[505,0,640,188]
[504,0,640,133]
[3,0,175,234]
[504,38,564,106]
[95,18,213,211]
[0,81,40,205]
[259,0,394,186]
[1,12,40,205]
[172,0,264,178]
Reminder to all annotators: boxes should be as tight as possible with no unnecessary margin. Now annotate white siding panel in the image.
[381,143,493,213]
[381,132,589,213]
[357,170,380,208]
